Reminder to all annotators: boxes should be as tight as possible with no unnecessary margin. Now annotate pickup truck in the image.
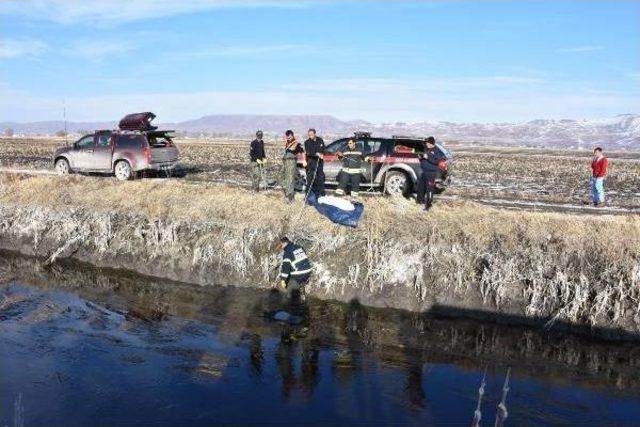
[52,112,179,180]
[296,132,453,196]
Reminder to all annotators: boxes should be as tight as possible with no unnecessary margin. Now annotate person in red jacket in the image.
[591,147,608,206]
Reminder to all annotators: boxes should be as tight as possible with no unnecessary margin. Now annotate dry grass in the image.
[1,173,639,334]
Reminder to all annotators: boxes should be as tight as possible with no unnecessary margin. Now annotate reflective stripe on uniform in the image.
[291,268,313,275]
[342,167,362,174]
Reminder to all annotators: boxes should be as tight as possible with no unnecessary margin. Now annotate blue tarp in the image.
[307,193,364,228]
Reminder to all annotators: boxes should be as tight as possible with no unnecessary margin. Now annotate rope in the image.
[293,158,320,222]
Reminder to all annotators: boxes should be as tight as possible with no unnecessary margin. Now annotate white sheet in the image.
[317,195,355,211]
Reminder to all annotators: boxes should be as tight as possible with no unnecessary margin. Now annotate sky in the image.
[1,0,639,123]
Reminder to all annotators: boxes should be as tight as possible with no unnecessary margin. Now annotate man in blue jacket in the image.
[278,236,313,299]
[416,137,445,210]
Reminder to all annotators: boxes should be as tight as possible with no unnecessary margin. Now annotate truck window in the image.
[116,135,145,149]
[76,135,94,150]
[96,134,111,148]
[325,139,349,154]
[393,140,422,154]
[147,135,172,147]
[362,139,383,155]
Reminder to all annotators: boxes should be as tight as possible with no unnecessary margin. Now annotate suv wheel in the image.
[384,171,410,196]
[55,158,70,175]
[114,161,133,181]
[294,168,307,191]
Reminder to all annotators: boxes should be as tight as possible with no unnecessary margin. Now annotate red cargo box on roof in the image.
[119,112,157,131]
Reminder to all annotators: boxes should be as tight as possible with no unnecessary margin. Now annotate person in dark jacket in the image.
[416,137,445,210]
[250,130,267,191]
[282,130,304,202]
[335,139,370,197]
[303,128,326,197]
[278,236,312,299]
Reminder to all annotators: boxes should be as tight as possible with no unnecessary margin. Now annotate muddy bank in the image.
[0,176,639,340]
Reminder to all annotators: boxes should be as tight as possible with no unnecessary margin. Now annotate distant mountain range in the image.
[2,113,639,150]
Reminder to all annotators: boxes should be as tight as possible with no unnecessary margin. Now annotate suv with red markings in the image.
[296,132,452,196]
[53,112,179,181]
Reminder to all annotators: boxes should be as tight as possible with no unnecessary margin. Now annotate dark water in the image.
[1,254,639,426]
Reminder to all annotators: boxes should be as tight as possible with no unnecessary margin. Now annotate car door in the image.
[360,139,386,183]
[91,132,113,171]
[322,138,349,182]
[70,134,96,170]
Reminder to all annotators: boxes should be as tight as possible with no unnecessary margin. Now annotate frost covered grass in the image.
[2,136,640,207]
[0,173,639,335]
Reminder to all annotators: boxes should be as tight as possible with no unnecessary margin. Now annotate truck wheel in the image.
[114,160,133,181]
[384,171,410,196]
[54,158,70,175]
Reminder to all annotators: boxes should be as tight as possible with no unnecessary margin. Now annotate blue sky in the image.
[1,0,639,123]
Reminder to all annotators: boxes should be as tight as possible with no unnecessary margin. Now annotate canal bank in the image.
[1,174,639,340]
[1,251,640,426]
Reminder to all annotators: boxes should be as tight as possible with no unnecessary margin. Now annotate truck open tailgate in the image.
[150,146,179,163]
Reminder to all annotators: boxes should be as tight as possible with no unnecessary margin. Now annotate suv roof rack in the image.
[392,135,423,140]
[119,112,157,131]
[354,131,372,139]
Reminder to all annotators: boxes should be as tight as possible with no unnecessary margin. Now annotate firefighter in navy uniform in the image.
[417,136,445,210]
[336,139,371,198]
[278,236,313,300]
[303,128,326,197]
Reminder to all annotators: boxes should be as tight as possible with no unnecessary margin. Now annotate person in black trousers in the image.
[249,130,267,191]
[303,128,326,197]
[416,137,445,210]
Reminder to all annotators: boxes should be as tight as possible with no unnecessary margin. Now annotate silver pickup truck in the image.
[52,112,179,180]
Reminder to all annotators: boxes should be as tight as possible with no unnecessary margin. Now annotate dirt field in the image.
[1,136,639,209]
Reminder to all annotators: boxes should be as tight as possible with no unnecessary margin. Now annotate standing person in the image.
[591,147,608,207]
[278,236,312,300]
[250,130,267,191]
[417,137,444,211]
[282,130,304,202]
[336,139,370,198]
[303,128,326,197]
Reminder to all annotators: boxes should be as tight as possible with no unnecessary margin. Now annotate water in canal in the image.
[1,252,639,426]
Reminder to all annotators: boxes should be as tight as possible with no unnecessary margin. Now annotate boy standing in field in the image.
[250,130,267,191]
[591,147,608,207]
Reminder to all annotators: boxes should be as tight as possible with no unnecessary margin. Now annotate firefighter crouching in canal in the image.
[335,139,371,198]
[282,130,304,202]
[278,236,312,300]
[250,130,267,191]
[417,136,445,211]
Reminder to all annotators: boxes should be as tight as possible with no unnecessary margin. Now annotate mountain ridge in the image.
[2,113,639,150]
